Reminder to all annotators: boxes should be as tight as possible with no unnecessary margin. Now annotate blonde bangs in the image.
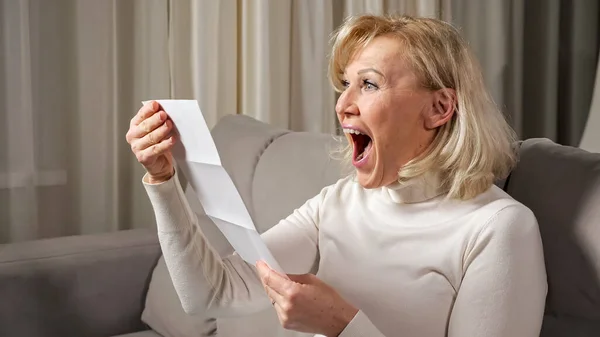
[328,16,394,92]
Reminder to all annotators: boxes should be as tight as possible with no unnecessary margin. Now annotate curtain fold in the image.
[289,0,336,133]
[343,0,449,17]
[580,56,600,153]
[169,0,238,128]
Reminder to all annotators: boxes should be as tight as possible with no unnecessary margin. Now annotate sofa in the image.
[1,114,599,337]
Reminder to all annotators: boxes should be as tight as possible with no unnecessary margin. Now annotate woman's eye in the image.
[341,80,350,88]
[363,80,378,90]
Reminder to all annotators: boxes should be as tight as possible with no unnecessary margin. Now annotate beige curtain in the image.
[580,56,600,153]
[12,0,596,243]
[169,0,338,133]
[451,0,600,146]
[344,0,451,19]
[0,0,170,243]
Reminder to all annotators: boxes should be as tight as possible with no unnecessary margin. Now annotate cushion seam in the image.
[0,241,159,264]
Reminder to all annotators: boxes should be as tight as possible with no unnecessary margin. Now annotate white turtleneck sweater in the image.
[143,171,547,337]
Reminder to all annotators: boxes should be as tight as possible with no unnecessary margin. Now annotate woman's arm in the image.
[143,171,325,318]
[448,204,547,337]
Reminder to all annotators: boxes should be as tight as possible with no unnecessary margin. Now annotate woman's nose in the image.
[335,90,359,116]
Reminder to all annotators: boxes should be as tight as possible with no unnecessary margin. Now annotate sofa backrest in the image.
[208,115,343,234]
[210,114,290,222]
[251,131,343,232]
[505,138,600,337]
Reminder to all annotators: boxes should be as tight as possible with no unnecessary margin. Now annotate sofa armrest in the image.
[0,228,160,337]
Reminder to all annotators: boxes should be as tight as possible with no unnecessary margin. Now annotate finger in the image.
[131,120,173,153]
[268,290,292,330]
[135,135,176,166]
[255,260,290,279]
[131,101,159,127]
[264,285,285,306]
[128,111,168,140]
[131,101,160,126]
[286,273,317,285]
[256,261,293,296]
[256,262,284,305]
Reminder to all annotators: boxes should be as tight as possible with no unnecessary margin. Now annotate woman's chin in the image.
[355,160,397,189]
[356,170,383,189]
[354,152,382,188]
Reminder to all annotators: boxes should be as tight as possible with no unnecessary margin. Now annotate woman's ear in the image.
[424,88,456,129]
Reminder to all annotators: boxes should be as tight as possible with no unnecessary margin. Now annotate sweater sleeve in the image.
[143,171,324,318]
[448,204,547,337]
[338,310,386,337]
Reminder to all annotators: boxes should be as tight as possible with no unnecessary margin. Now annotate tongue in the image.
[356,139,372,161]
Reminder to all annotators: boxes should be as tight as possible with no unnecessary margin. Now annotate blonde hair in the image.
[328,14,518,200]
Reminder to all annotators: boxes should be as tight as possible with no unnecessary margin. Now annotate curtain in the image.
[451,0,600,146]
[168,0,338,133]
[0,0,170,243]
[580,56,600,153]
[2,0,598,243]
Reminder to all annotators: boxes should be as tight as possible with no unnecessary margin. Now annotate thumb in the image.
[287,273,318,285]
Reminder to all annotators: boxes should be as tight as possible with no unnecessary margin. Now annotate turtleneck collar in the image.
[383,171,446,204]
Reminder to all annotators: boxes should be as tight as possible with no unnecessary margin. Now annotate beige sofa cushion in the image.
[251,132,343,232]
[218,309,311,337]
[211,115,289,221]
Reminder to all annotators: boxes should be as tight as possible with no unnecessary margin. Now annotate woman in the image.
[126,15,547,337]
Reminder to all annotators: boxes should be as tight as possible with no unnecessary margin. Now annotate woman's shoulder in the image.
[458,186,545,275]
[467,185,539,241]
[480,185,534,217]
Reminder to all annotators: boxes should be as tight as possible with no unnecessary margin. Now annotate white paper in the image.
[146,100,284,273]
[181,162,255,230]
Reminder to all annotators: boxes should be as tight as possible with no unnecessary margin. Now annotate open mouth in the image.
[343,128,373,164]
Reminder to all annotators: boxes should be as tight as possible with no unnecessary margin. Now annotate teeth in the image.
[343,128,364,135]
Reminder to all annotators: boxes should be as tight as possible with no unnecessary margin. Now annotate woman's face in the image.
[336,35,445,189]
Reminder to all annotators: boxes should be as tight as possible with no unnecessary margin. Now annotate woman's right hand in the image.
[126,101,177,184]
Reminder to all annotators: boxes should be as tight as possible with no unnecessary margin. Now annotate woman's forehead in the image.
[345,37,407,73]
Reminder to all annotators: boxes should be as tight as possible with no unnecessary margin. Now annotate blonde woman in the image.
[126,15,547,337]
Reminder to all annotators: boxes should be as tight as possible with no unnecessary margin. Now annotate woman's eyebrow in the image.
[357,68,384,77]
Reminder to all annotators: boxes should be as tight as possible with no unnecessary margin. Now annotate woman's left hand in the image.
[256,260,358,336]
